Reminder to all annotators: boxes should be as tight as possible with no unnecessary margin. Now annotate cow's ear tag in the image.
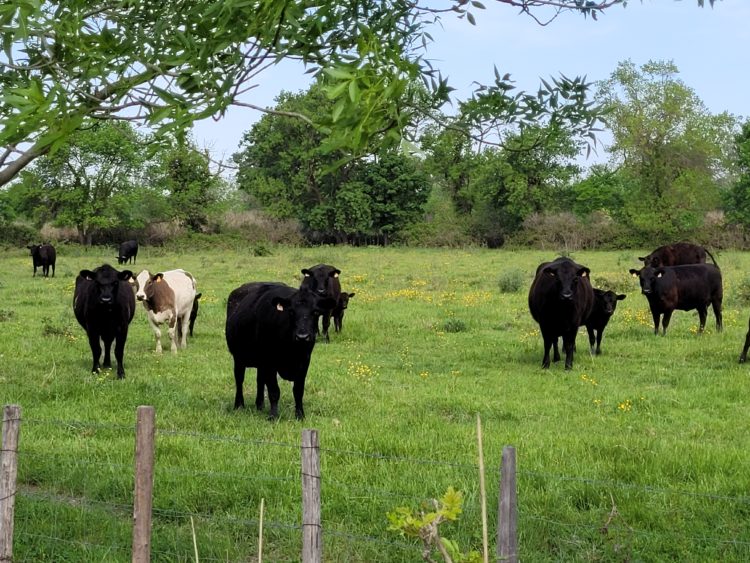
[333,272,339,278]
[581,271,587,277]
[304,272,310,277]
[276,303,284,312]
[156,277,162,283]
[657,272,663,278]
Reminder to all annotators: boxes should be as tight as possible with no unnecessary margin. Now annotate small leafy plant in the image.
[387,487,481,563]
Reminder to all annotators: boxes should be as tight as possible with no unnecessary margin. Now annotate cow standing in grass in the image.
[73,264,135,378]
[528,257,594,370]
[28,243,56,277]
[225,282,334,420]
[639,242,717,268]
[117,240,138,265]
[300,264,341,342]
[585,289,626,355]
[133,269,197,352]
[629,264,723,335]
[333,292,355,333]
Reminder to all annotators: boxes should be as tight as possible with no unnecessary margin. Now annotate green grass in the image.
[2,245,750,561]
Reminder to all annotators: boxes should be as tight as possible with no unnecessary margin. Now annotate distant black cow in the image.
[28,243,56,277]
[189,293,202,337]
[585,289,626,355]
[300,264,341,342]
[528,257,594,370]
[629,264,723,335]
[639,242,717,268]
[333,292,355,333]
[117,240,138,265]
[73,264,135,378]
[225,282,334,420]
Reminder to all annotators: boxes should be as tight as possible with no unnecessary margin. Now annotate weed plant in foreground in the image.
[1,246,749,561]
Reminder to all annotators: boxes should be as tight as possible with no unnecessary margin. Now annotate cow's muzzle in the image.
[294,332,313,342]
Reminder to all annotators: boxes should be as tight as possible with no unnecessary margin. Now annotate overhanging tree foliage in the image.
[0,0,717,187]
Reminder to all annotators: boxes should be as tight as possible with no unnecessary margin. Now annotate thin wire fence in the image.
[5,413,750,561]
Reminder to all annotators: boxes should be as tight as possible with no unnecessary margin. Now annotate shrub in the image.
[442,318,467,333]
[498,268,525,293]
[0,223,39,247]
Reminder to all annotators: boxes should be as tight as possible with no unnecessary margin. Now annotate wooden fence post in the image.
[301,429,321,563]
[0,405,21,563]
[497,445,518,563]
[132,406,155,563]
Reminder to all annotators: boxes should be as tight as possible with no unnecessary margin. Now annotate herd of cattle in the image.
[24,239,750,419]
[529,242,727,370]
[28,241,353,419]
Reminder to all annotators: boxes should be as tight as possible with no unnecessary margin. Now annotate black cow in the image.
[225,282,334,420]
[188,292,202,337]
[333,292,355,333]
[28,243,56,277]
[639,242,717,268]
[300,264,341,342]
[117,240,138,265]
[629,264,723,335]
[73,264,135,378]
[528,257,594,370]
[585,289,626,355]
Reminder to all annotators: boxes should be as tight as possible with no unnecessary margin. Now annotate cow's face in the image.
[596,289,626,315]
[274,290,336,342]
[338,292,355,310]
[80,265,133,306]
[544,262,590,301]
[133,270,152,301]
[301,265,340,297]
[142,273,167,302]
[630,266,663,295]
[28,245,40,258]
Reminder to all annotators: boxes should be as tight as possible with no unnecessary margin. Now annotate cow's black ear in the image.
[272,297,291,311]
[330,269,341,278]
[578,267,590,278]
[80,269,95,280]
[119,270,134,280]
[348,292,355,298]
[195,293,202,299]
[628,269,639,277]
[543,267,555,277]
[656,269,665,278]
[638,256,646,262]
[617,294,626,301]
[301,269,311,277]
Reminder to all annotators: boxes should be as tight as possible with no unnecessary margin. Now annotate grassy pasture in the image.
[1,244,750,561]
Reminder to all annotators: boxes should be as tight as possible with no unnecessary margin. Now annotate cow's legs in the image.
[255,372,265,411]
[263,369,281,420]
[696,306,708,333]
[541,335,553,369]
[114,332,127,379]
[740,323,750,363]
[660,311,673,335]
[321,312,332,342]
[552,339,561,362]
[233,361,246,409]
[712,299,723,332]
[651,310,661,335]
[177,311,190,348]
[87,333,102,373]
[102,336,114,369]
[595,329,604,355]
[167,315,178,353]
[292,376,306,420]
[586,327,596,355]
[562,331,576,370]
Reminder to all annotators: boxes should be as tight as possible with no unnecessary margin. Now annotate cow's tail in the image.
[705,248,719,269]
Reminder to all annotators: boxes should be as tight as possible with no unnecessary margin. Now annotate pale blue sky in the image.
[192,0,748,168]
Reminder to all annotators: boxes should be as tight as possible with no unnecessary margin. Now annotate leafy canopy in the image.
[0,0,716,186]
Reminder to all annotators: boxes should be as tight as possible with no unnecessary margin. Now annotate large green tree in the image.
[236,84,430,242]
[597,60,737,240]
[724,120,750,228]
[0,0,715,187]
[14,122,147,245]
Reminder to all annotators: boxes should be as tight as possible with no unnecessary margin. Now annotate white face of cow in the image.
[134,270,151,302]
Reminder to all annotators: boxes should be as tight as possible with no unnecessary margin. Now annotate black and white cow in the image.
[73,264,135,378]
